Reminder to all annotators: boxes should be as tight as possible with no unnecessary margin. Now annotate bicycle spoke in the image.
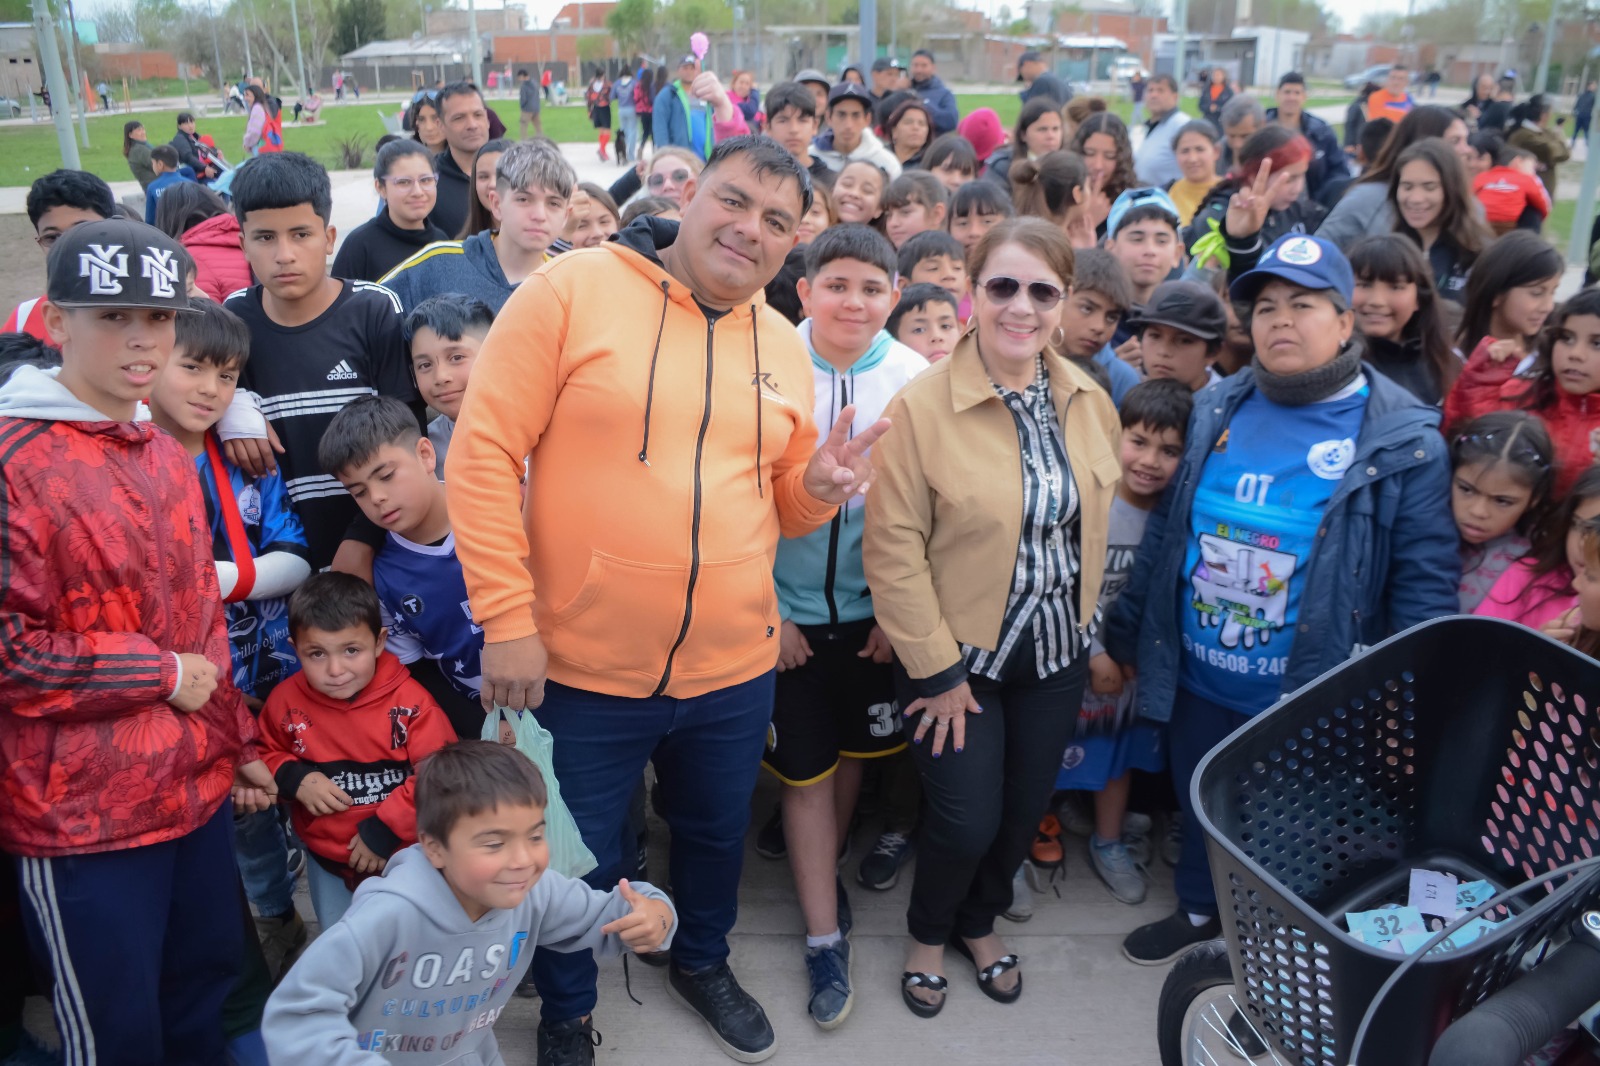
[1200,1007,1250,1058]
[1227,993,1288,1065]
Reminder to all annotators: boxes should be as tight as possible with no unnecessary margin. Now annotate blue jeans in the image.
[1169,687,1251,915]
[233,806,294,918]
[304,859,353,929]
[619,108,640,160]
[528,672,776,1023]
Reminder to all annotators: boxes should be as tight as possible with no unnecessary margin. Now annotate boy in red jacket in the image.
[0,217,276,1065]
[258,571,456,927]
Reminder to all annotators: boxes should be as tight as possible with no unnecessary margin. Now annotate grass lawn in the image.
[0,98,603,186]
[0,89,1350,187]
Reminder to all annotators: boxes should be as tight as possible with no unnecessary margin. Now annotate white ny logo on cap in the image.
[142,248,180,299]
[79,243,128,295]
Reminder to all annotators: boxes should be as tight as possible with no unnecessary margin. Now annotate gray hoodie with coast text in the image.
[263,845,676,1064]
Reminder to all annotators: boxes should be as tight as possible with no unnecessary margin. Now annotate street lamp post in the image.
[206,0,225,94]
[288,0,310,94]
[1534,0,1559,95]
[32,0,78,169]
[58,0,87,146]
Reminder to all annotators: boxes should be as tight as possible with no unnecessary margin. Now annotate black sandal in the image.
[949,936,1023,1004]
[900,971,948,1018]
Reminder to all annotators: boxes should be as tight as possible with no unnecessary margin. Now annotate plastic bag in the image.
[481,707,597,879]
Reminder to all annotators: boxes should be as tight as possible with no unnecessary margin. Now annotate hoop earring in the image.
[1049,326,1065,349]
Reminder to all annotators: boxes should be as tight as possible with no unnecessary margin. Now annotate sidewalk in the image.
[22,773,1174,1063]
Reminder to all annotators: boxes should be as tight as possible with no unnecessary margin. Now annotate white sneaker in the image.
[1122,812,1154,865]
[1090,836,1147,905]
[1002,864,1034,922]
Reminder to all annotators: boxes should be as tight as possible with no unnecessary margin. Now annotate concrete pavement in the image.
[330,771,1175,1065]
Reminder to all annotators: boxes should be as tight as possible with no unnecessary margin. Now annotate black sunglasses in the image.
[979,275,1064,311]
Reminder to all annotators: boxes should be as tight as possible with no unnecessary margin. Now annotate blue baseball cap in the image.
[1228,234,1354,307]
[1106,187,1180,237]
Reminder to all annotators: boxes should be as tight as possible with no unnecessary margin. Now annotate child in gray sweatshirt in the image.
[263,740,677,1064]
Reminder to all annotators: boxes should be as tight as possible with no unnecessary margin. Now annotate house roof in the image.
[340,34,473,62]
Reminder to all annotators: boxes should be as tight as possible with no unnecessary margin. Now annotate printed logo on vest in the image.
[1307,437,1356,480]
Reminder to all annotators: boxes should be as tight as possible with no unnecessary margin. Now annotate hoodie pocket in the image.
[549,551,687,679]
[674,550,778,684]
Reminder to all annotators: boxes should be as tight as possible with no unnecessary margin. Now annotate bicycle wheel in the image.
[1157,940,1279,1065]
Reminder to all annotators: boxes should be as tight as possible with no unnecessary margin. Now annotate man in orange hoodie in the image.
[446,135,885,1066]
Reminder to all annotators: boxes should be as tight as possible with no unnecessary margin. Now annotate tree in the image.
[659,0,732,45]
[93,3,140,45]
[133,0,183,48]
[607,0,656,57]
[332,0,386,56]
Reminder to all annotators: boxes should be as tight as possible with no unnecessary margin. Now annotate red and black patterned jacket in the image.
[0,366,257,857]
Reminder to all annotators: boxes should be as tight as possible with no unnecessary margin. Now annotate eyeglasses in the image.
[648,169,693,189]
[979,275,1064,311]
[384,174,439,192]
[35,232,63,249]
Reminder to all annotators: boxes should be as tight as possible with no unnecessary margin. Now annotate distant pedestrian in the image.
[95,78,111,111]
[1573,80,1596,147]
[518,68,542,138]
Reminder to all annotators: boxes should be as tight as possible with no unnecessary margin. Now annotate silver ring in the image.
[920,715,935,726]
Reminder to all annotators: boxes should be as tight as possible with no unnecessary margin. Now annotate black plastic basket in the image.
[1193,616,1600,1066]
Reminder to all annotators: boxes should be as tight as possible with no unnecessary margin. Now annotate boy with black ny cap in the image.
[1128,279,1230,392]
[0,217,278,1064]
[813,81,902,178]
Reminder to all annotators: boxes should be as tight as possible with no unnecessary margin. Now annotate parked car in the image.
[0,96,22,117]
[1343,64,1421,90]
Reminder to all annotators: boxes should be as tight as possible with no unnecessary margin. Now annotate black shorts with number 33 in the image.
[763,617,904,786]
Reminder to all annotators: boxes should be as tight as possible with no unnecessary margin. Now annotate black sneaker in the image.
[535,1017,601,1066]
[1121,909,1222,966]
[667,962,777,1063]
[857,831,913,890]
[754,807,785,860]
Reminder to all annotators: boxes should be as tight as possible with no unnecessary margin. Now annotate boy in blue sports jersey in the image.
[319,395,487,740]
[765,224,928,1031]
[146,299,314,980]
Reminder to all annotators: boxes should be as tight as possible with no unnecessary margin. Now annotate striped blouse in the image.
[962,357,1095,680]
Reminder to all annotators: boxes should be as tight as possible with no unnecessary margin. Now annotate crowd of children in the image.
[2,58,1600,1066]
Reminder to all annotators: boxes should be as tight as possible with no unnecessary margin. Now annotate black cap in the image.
[1018,50,1043,70]
[795,68,830,89]
[1126,280,1227,342]
[677,54,699,68]
[827,81,875,109]
[46,218,195,314]
[871,56,900,73]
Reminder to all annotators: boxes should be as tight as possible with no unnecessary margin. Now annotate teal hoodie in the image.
[773,321,928,626]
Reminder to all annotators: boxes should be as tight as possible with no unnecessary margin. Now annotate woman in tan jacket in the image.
[864,218,1120,1017]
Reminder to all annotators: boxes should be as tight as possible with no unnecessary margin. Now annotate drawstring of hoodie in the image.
[835,369,855,524]
[637,280,671,466]
[752,305,764,498]
[636,290,771,504]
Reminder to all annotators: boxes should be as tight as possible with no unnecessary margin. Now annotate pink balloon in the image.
[690,32,709,60]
